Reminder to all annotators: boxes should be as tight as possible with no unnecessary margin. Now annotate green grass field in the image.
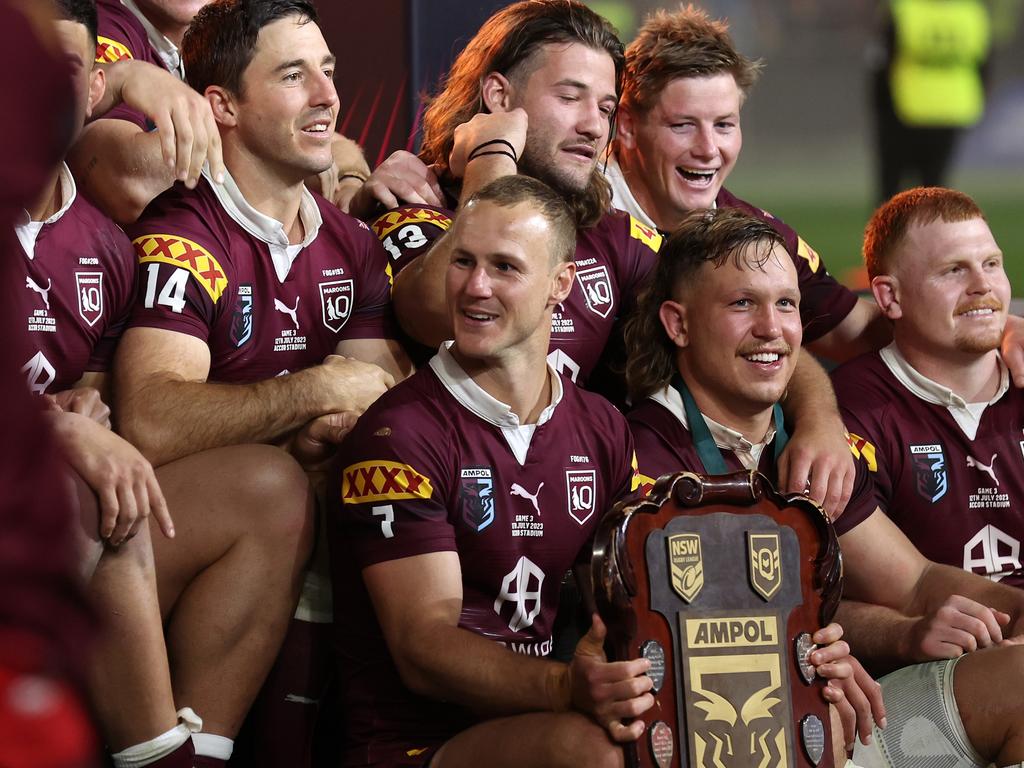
[726,163,1024,294]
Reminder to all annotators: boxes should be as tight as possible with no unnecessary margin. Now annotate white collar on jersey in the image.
[649,384,776,471]
[204,167,323,284]
[16,163,77,260]
[880,341,1009,441]
[119,0,184,79]
[601,151,715,231]
[429,341,564,466]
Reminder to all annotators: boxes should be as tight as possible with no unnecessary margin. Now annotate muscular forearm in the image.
[835,600,920,675]
[782,353,841,428]
[68,121,174,225]
[911,562,1024,626]
[393,621,569,717]
[117,370,328,467]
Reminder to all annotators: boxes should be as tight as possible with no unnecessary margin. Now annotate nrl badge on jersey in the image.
[319,279,353,332]
[75,272,103,327]
[230,285,253,348]
[910,443,948,503]
[460,466,495,532]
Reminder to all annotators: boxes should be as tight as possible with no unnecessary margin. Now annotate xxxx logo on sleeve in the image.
[133,234,228,303]
[342,460,434,504]
[371,207,452,240]
[95,36,133,63]
[628,216,663,253]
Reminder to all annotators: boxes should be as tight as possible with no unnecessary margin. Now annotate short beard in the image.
[954,328,1003,355]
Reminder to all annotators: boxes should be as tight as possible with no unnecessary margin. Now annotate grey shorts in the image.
[852,657,987,768]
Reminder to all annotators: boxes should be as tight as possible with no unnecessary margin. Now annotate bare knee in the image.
[219,445,313,552]
[558,715,623,768]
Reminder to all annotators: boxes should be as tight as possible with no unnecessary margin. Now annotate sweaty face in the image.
[624,74,742,228]
[888,217,1009,358]
[510,42,618,197]
[233,15,338,183]
[53,19,101,140]
[672,243,801,425]
[446,201,568,368]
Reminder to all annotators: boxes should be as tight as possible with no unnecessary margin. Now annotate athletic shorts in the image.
[852,657,987,768]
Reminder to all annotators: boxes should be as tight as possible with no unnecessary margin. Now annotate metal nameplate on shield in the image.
[592,470,843,768]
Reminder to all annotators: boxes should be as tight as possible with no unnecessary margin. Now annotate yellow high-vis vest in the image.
[890,0,991,126]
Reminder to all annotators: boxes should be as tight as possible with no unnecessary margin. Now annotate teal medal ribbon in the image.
[670,374,789,474]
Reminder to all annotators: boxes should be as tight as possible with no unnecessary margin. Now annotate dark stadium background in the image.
[327,0,1024,293]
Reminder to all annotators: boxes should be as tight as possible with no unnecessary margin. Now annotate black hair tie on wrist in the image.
[467,138,519,164]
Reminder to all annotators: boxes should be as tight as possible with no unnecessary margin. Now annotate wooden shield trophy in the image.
[592,470,843,768]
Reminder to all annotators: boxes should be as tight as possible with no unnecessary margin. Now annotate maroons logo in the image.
[575,266,614,319]
[319,279,353,332]
[75,272,103,327]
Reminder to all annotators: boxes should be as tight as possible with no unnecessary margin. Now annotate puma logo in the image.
[274,296,300,330]
[510,482,544,516]
[26,276,52,311]
[967,453,999,487]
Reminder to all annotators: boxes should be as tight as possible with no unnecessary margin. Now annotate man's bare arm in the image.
[364,550,652,733]
[777,353,854,517]
[69,60,224,225]
[392,110,527,346]
[839,509,1024,669]
[807,297,891,364]
[335,337,413,382]
[115,326,394,466]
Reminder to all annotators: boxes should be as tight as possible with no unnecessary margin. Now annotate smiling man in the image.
[112,1,410,765]
[607,6,889,361]
[834,188,1024,588]
[624,206,1024,768]
[331,176,650,768]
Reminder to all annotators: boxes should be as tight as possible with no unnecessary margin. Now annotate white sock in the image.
[191,733,234,760]
[110,708,203,768]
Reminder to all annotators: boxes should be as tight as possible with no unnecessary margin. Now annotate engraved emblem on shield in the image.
[794,632,816,685]
[667,533,704,603]
[748,532,782,601]
[565,469,597,525]
[75,271,104,327]
[801,714,826,765]
[319,279,353,332]
[689,653,788,767]
[575,265,614,318]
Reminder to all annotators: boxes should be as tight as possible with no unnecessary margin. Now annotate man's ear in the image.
[481,71,512,113]
[871,275,902,320]
[85,65,106,120]
[550,261,576,306]
[206,85,238,127]
[616,104,638,151]
[659,300,688,347]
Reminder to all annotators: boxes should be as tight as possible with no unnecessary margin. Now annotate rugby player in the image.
[331,175,656,768]
[357,0,856,517]
[70,0,367,223]
[624,207,1024,768]
[113,1,411,764]
[0,1,97,763]
[834,188,1024,586]
[12,3,315,767]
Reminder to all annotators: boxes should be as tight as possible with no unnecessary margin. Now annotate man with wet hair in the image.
[625,206,1024,768]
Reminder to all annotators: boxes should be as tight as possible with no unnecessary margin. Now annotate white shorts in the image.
[852,657,988,768]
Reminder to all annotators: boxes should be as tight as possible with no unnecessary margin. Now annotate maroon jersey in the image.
[371,205,660,386]
[7,166,135,394]
[834,348,1024,586]
[126,174,396,383]
[0,0,96,689]
[627,388,877,537]
[715,189,857,345]
[94,0,175,130]
[330,346,639,761]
